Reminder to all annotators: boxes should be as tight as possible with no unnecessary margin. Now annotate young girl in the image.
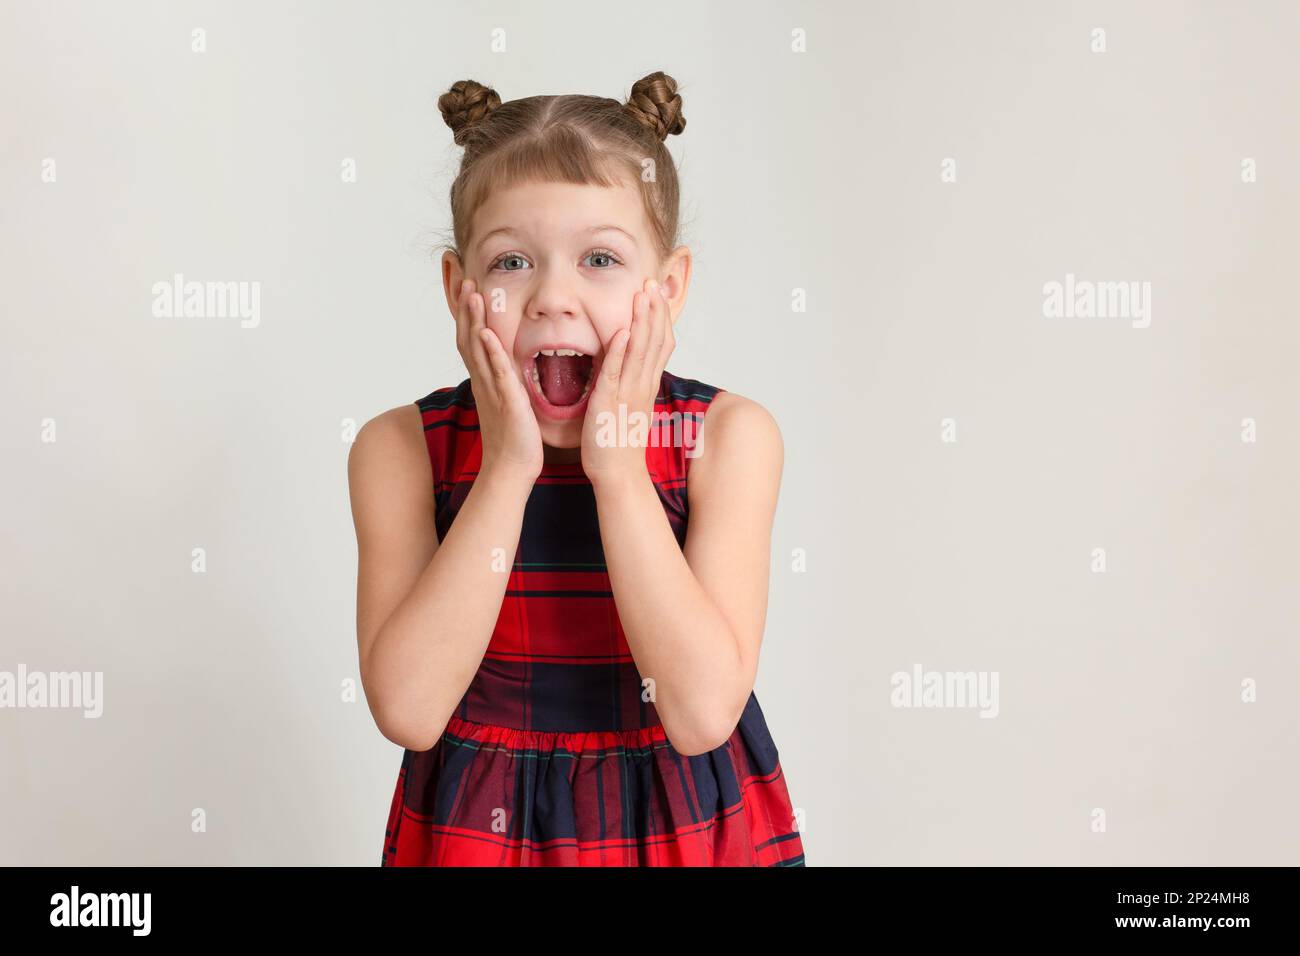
[348,71,806,866]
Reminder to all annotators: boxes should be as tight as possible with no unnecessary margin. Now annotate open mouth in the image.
[525,347,597,417]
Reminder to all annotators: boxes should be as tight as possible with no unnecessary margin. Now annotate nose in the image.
[522,265,582,323]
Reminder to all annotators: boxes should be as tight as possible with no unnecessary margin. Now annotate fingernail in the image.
[648,279,658,293]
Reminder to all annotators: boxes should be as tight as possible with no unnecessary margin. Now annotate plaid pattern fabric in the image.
[381,370,806,866]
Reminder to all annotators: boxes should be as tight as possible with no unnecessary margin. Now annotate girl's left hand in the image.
[581,278,675,486]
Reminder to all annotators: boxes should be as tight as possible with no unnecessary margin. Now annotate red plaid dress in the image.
[381,370,806,866]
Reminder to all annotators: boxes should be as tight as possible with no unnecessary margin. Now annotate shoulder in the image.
[704,390,781,446]
[347,403,429,499]
[687,388,784,499]
[660,371,780,452]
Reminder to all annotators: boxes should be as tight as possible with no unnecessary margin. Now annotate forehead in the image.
[471,178,647,246]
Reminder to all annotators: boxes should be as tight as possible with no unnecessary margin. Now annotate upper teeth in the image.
[534,348,584,357]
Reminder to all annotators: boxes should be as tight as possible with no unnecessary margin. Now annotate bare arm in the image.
[591,392,783,756]
[347,408,534,751]
[580,279,783,756]
[348,277,542,752]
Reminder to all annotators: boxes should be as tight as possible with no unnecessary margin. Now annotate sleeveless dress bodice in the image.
[381,370,806,866]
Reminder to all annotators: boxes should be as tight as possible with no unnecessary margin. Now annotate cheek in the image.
[590,318,625,351]
[480,283,511,317]
[591,290,641,344]
[484,311,521,351]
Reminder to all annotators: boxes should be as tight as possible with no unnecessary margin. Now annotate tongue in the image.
[536,354,592,406]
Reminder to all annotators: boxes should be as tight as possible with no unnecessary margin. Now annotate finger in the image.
[623,287,652,394]
[480,326,530,407]
[455,278,483,362]
[645,283,668,394]
[656,286,675,372]
[658,285,675,350]
[478,327,512,385]
[593,328,631,404]
[453,278,469,354]
[465,293,500,398]
[469,283,487,336]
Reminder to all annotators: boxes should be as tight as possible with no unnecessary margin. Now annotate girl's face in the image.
[444,178,688,449]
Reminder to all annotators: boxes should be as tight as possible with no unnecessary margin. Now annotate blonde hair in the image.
[436,71,686,265]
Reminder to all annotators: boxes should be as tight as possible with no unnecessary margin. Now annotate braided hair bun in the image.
[437,79,502,146]
[622,71,686,140]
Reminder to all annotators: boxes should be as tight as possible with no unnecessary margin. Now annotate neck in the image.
[542,443,581,465]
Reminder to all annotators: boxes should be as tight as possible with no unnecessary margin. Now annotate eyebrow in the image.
[476,224,636,253]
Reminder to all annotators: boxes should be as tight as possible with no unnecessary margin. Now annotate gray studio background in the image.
[2,0,1297,866]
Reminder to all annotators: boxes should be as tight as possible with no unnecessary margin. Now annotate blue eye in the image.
[488,249,624,272]
[585,249,623,268]
[491,253,529,272]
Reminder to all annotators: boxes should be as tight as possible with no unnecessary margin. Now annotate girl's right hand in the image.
[453,278,543,486]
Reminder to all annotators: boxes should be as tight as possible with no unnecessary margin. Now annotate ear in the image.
[441,250,464,320]
[657,246,691,325]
